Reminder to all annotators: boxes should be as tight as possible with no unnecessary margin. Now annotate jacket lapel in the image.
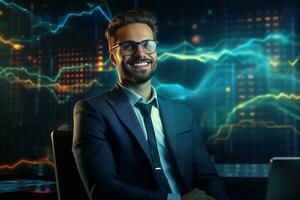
[105,85,192,189]
[158,98,176,159]
[105,85,153,168]
[159,97,193,189]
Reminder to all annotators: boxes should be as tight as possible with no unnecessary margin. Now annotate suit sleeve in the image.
[191,115,230,200]
[72,100,167,200]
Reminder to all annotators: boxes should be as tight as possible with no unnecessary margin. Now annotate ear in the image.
[109,52,116,66]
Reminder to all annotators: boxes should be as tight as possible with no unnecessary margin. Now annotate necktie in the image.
[136,102,171,193]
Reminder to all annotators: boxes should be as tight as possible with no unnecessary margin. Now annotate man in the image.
[72,9,229,200]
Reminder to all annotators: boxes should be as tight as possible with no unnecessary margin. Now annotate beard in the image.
[121,56,157,84]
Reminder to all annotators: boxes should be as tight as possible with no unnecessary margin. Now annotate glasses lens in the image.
[119,40,157,55]
[119,41,137,55]
[142,40,157,54]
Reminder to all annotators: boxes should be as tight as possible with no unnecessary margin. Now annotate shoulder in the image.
[74,90,111,113]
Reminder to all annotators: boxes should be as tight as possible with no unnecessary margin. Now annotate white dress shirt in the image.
[118,83,181,200]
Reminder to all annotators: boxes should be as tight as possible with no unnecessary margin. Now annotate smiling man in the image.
[72,9,229,200]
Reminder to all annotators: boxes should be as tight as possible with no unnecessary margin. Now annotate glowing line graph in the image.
[209,119,300,144]
[6,74,103,92]
[85,0,113,19]
[288,54,300,67]
[205,93,300,142]
[158,33,300,56]
[1,0,299,164]
[157,49,265,64]
[155,33,300,100]
[0,65,105,83]
[5,78,102,104]
[0,65,113,103]
[225,93,300,124]
[0,0,29,16]
[0,0,111,35]
[37,6,111,34]
[0,31,298,103]
[0,35,24,50]
[1,34,300,104]
[158,34,297,64]
[60,34,299,73]
[0,156,54,170]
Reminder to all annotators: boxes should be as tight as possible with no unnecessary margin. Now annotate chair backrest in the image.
[51,129,89,200]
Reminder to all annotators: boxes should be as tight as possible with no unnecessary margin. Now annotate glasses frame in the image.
[110,39,159,56]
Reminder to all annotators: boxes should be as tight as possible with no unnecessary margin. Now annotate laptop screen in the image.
[266,157,300,200]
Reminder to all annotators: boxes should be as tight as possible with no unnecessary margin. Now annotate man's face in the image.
[110,23,157,84]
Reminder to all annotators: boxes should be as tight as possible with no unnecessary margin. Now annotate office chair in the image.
[51,128,89,200]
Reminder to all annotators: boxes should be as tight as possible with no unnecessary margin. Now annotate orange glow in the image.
[256,17,262,22]
[265,23,271,28]
[191,34,201,44]
[56,84,69,92]
[265,17,270,21]
[97,66,104,71]
[13,44,24,50]
[192,23,198,30]
[0,35,24,50]
[0,156,54,170]
[97,61,104,71]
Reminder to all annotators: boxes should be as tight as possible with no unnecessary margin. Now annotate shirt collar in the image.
[118,82,159,108]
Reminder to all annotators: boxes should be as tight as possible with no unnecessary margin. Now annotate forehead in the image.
[115,23,154,43]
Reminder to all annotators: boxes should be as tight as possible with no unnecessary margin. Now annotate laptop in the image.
[266,157,300,200]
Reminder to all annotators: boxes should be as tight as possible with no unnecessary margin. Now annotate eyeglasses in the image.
[110,40,158,56]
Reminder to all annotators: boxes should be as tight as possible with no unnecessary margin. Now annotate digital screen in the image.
[0,0,299,179]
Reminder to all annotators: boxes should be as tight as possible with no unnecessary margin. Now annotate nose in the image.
[134,44,146,57]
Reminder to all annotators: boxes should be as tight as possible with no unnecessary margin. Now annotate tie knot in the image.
[136,102,153,116]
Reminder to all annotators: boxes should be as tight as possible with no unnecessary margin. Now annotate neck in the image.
[120,79,152,100]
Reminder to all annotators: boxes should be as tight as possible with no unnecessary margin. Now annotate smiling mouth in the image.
[130,61,152,68]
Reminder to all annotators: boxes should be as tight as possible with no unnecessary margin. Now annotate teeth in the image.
[133,62,148,67]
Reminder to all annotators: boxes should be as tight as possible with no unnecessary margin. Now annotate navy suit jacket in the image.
[72,85,229,200]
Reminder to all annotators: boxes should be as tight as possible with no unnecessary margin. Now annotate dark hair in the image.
[105,9,158,50]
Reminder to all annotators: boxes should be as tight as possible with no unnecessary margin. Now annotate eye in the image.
[121,42,134,51]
